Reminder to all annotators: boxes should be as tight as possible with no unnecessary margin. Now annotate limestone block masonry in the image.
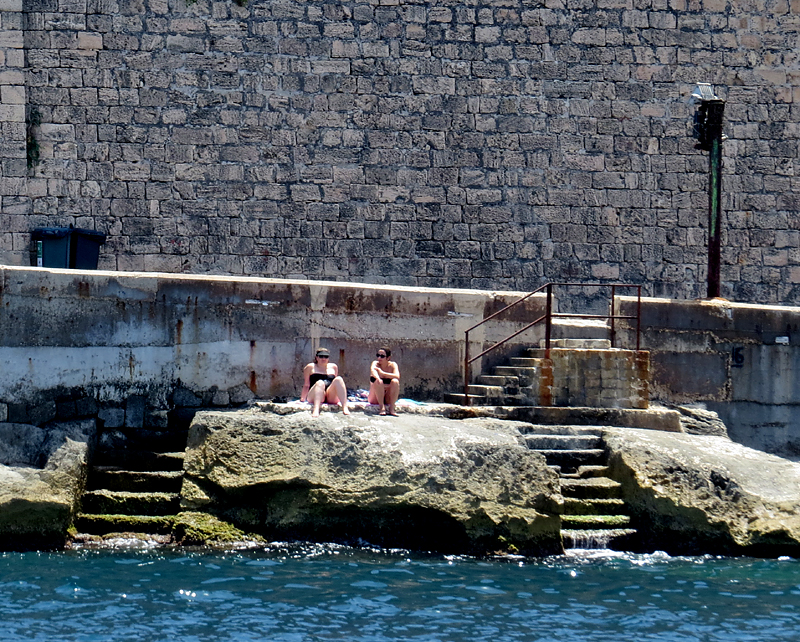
[1,1,800,304]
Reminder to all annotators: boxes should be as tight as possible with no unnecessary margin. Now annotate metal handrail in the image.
[462,282,642,405]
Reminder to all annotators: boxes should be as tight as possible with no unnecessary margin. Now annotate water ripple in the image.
[0,548,799,641]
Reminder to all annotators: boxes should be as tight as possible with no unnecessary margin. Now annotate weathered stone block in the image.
[125,395,146,428]
[182,409,563,555]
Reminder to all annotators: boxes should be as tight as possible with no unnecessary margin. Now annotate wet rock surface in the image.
[605,427,800,556]
[181,408,563,555]
[0,419,95,550]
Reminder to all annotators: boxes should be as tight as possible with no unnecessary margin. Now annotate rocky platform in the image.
[4,402,800,557]
[0,419,95,550]
[181,408,564,556]
[605,427,800,556]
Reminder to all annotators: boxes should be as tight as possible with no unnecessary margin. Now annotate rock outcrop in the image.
[605,427,800,556]
[0,419,95,550]
[181,409,563,555]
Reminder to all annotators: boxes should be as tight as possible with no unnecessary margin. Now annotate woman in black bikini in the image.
[368,347,400,416]
[301,347,350,417]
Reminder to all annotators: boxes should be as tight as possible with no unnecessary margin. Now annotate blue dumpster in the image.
[31,227,72,268]
[31,227,106,269]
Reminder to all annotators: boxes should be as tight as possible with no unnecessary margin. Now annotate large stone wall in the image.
[1,0,800,303]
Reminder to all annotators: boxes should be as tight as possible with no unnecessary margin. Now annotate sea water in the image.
[1,543,799,641]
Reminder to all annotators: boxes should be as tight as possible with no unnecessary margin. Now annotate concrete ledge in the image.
[443,405,683,433]
[254,400,683,433]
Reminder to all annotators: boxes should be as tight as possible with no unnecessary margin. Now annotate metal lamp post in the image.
[691,83,726,299]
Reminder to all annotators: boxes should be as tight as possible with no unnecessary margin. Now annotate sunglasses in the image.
[376,353,387,358]
[317,355,329,359]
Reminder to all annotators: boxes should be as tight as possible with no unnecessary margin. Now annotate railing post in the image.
[610,284,617,348]
[545,284,552,358]
[464,330,471,406]
[636,286,641,352]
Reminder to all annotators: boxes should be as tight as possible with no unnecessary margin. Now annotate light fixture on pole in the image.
[691,83,726,299]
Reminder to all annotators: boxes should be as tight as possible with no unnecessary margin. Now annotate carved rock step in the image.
[88,468,184,493]
[81,490,181,516]
[113,428,189,452]
[93,450,185,472]
[561,477,622,500]
[563,497,628,516]
[561,465,609,479]
[562,528,638,551]
[529,449,606,473]
[562,514,631,530]
[517,424,604,436]
[74,513,174,535]
[524,434,603,450]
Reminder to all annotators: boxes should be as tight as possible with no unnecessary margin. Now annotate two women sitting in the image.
[300,346,400,417]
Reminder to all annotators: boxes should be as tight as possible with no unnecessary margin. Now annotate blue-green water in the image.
[1,544,799,641]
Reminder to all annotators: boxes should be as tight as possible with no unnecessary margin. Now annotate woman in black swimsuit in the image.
[368,347,400,416]
[301,347,350,417]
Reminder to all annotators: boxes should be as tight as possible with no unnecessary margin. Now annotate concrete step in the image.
[479,407,682,432]
[524,434,603,450]
[562,514,631,530]
[529,449,606,472]
[466,385,506,400]
[94,450,185,472]
[443,393,486,405]
[542,338,612,349]
[562,497,627,515]
[81,490,181,516]
[74,513,175,535]
[562,528,638,550]
[561,477,622,500]
[88,469,184,493]
[550,318,611,340]
[443,392,532,406]
[477,375,519,388]
[508,357,546,368]
[493,366,540,385]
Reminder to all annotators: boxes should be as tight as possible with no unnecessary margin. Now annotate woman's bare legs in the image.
[326,376,350,415]
[368,379,399,415]
[368,380,387,414]
[386,379,400,416]
[308,380,327,417]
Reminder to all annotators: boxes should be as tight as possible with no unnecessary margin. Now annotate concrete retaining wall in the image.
[0,265,548,426]
[618,296,800,455]
[3,266,800,455]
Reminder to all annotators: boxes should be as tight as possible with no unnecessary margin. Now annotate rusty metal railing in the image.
[462,283,642,405]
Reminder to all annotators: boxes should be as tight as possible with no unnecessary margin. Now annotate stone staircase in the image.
[74,419,189,538]
[521,424,638,551]
[447,337,649,409]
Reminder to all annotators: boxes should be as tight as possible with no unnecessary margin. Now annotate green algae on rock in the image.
[172,511,264,547]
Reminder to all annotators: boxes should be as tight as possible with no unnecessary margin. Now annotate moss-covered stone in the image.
[74,513,174,535]
[172,511,264,547]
